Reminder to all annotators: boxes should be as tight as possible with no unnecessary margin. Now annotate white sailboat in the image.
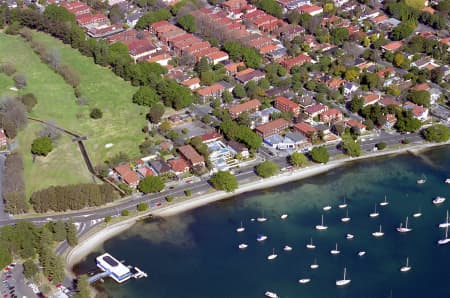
[238,243,248,249]
[400,257,411,272]
[298,278,311,284]
[445,178,450,184]
[257,211,268,222]
[323,205,332,211]
[369,204,379,218]
[336,267,351,286]
[267,248,278,260]
[439,210,450,228]
[264,291,279,298]
[236,221,245,233]
[438,224,450,245]
[306,238,316,249]
[310,258,319,269]
[379,195,389,207]
[358,251,366,256]
[341,209,351,222]
[372,225,384,237]
[280,214,288,219]
[330,243,340,255]
[433,196,446,205]
[346,233,354,240]
[338,197,348,209]
[397,216,412,233]
[413,208,422,218]
[315,214,328,230]
[257,234,268,242]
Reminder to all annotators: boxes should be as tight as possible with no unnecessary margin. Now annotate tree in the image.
[311,146,329,163]
[31,137,53,156]
[405,0,425,9]
[256,161,279,178]
[0,245,12,270]
[23,260,39,280]
[137,203,148,212]
[330,27,349,45]
[393,52,406,68]
[20,93,37,112]
[138,176,165,193]
[148,104,165,124]
[233,84,246,98]
[395,112,422,133]
[376,142,387,150]
[109,4,124,24]
[210,171,238,192]
[136,9,171,30]
[341,135,361,157]
[390,22,416,41]
[13,73,26,89]
[257,0,282,18]
[132,86,160,106]
[349,96,364,113]
[290,152,308,167]
[66,220,78,247]
[90,108,103,119]
[178,14,196,33]
[407,90,430,107]
[185,189,192,197]
[52,220,67,242]
[423,124,450,142]
[121,210,130,216]
[73,275,90,298]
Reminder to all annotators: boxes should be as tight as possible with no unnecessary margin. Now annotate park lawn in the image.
[0,32,147,196]
[0,73,16,97]
[30,31,147,162]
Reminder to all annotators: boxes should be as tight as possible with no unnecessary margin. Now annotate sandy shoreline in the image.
[65,141,449,269]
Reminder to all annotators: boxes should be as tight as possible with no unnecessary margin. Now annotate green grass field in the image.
[0,32,148,196]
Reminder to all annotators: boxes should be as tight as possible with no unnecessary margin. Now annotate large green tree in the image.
[423,124,450,142]
[23,259,39,280]
[341,135,361,157]
[132,86,160,107]
[407,90,430,107]
[256,161,279,178]
[311,146,329,163]
[210,171,238,192]
[178,14,196,32]
[290,152,308,167]
[138,176,165,193]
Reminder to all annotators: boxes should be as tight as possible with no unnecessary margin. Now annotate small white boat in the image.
[445,178,450,184]
[369,205,379,218]
[323,205,332,211]
[267,248,278,260]
[236,221,245,233]
[306,238,316,249]
[346,233,354,240]
[257,235,268,242]
[439,210,450,228]
[358,251,366,256]
[265,291,279,298]
[372,225,384,237]
[379,195,389,207]
[239,243,248,249]
[251,218,255,222]
[438,224,450,245]
[341,209,351,222]
[416,174,426,184]
[397,216,412,233]
[310,258,319,269]
[298,278,311,284]
[257,211,267,222]
[330,243,340,255]
[433,196,446,205]
[336,267,351,286]
[338,197,348,209]
[280,214,288,219]
[315,214,328,230]
[400,257,411,272]
[413,208,422,218]
[283,245,293,251]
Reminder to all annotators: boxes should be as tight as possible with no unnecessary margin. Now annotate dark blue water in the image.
[76,146,450,298]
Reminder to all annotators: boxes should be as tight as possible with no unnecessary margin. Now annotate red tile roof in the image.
[255,118,289,136]
[168,158,190,173]
[178,145,205,166]
[229,99,261,117]
[293,122,316,135]
[381,41,403,52]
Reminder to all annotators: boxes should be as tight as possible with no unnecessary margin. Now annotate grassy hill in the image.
[0,32,147,196]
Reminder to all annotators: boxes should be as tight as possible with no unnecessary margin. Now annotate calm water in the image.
[76,146,450,298]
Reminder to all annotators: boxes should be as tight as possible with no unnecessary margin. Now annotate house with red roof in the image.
[381,41,403,52]
[122,39,158,62]
[384,114,397,129]
[229,99,261,118]
[136,166,155,178]
[113,164,140,188]
[379,97,401,107]
[280,53,312,70]
[200,132,223,143]
[196,83,226,101]
[293,122,317,138]
[304,103,328,118]
[320,108,343,124]
[77,14,109,29]
[178,145,205,167]
[404,102,428,121]
[168,158,190,175]
[346,119,366,133]
[298,4,323,16]
[274,96,300,117]
[363,93,381,106]
[181,77,201,90]
[255,119,290,138]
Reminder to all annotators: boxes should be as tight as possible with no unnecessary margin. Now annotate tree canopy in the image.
[178,14,196,33]
[132,86,160,107]
[136,9,171,30]
[311,146,329,163]
[256,161,279,178]
[341,135,361,157]
[423,124,450,142]
[407,90,430,107]
[31,137,53,156]
[290,152,308,167]
[138,176,165,193]
[210,171,238,192]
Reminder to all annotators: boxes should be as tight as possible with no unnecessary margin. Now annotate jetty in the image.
[88,253,148,284]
